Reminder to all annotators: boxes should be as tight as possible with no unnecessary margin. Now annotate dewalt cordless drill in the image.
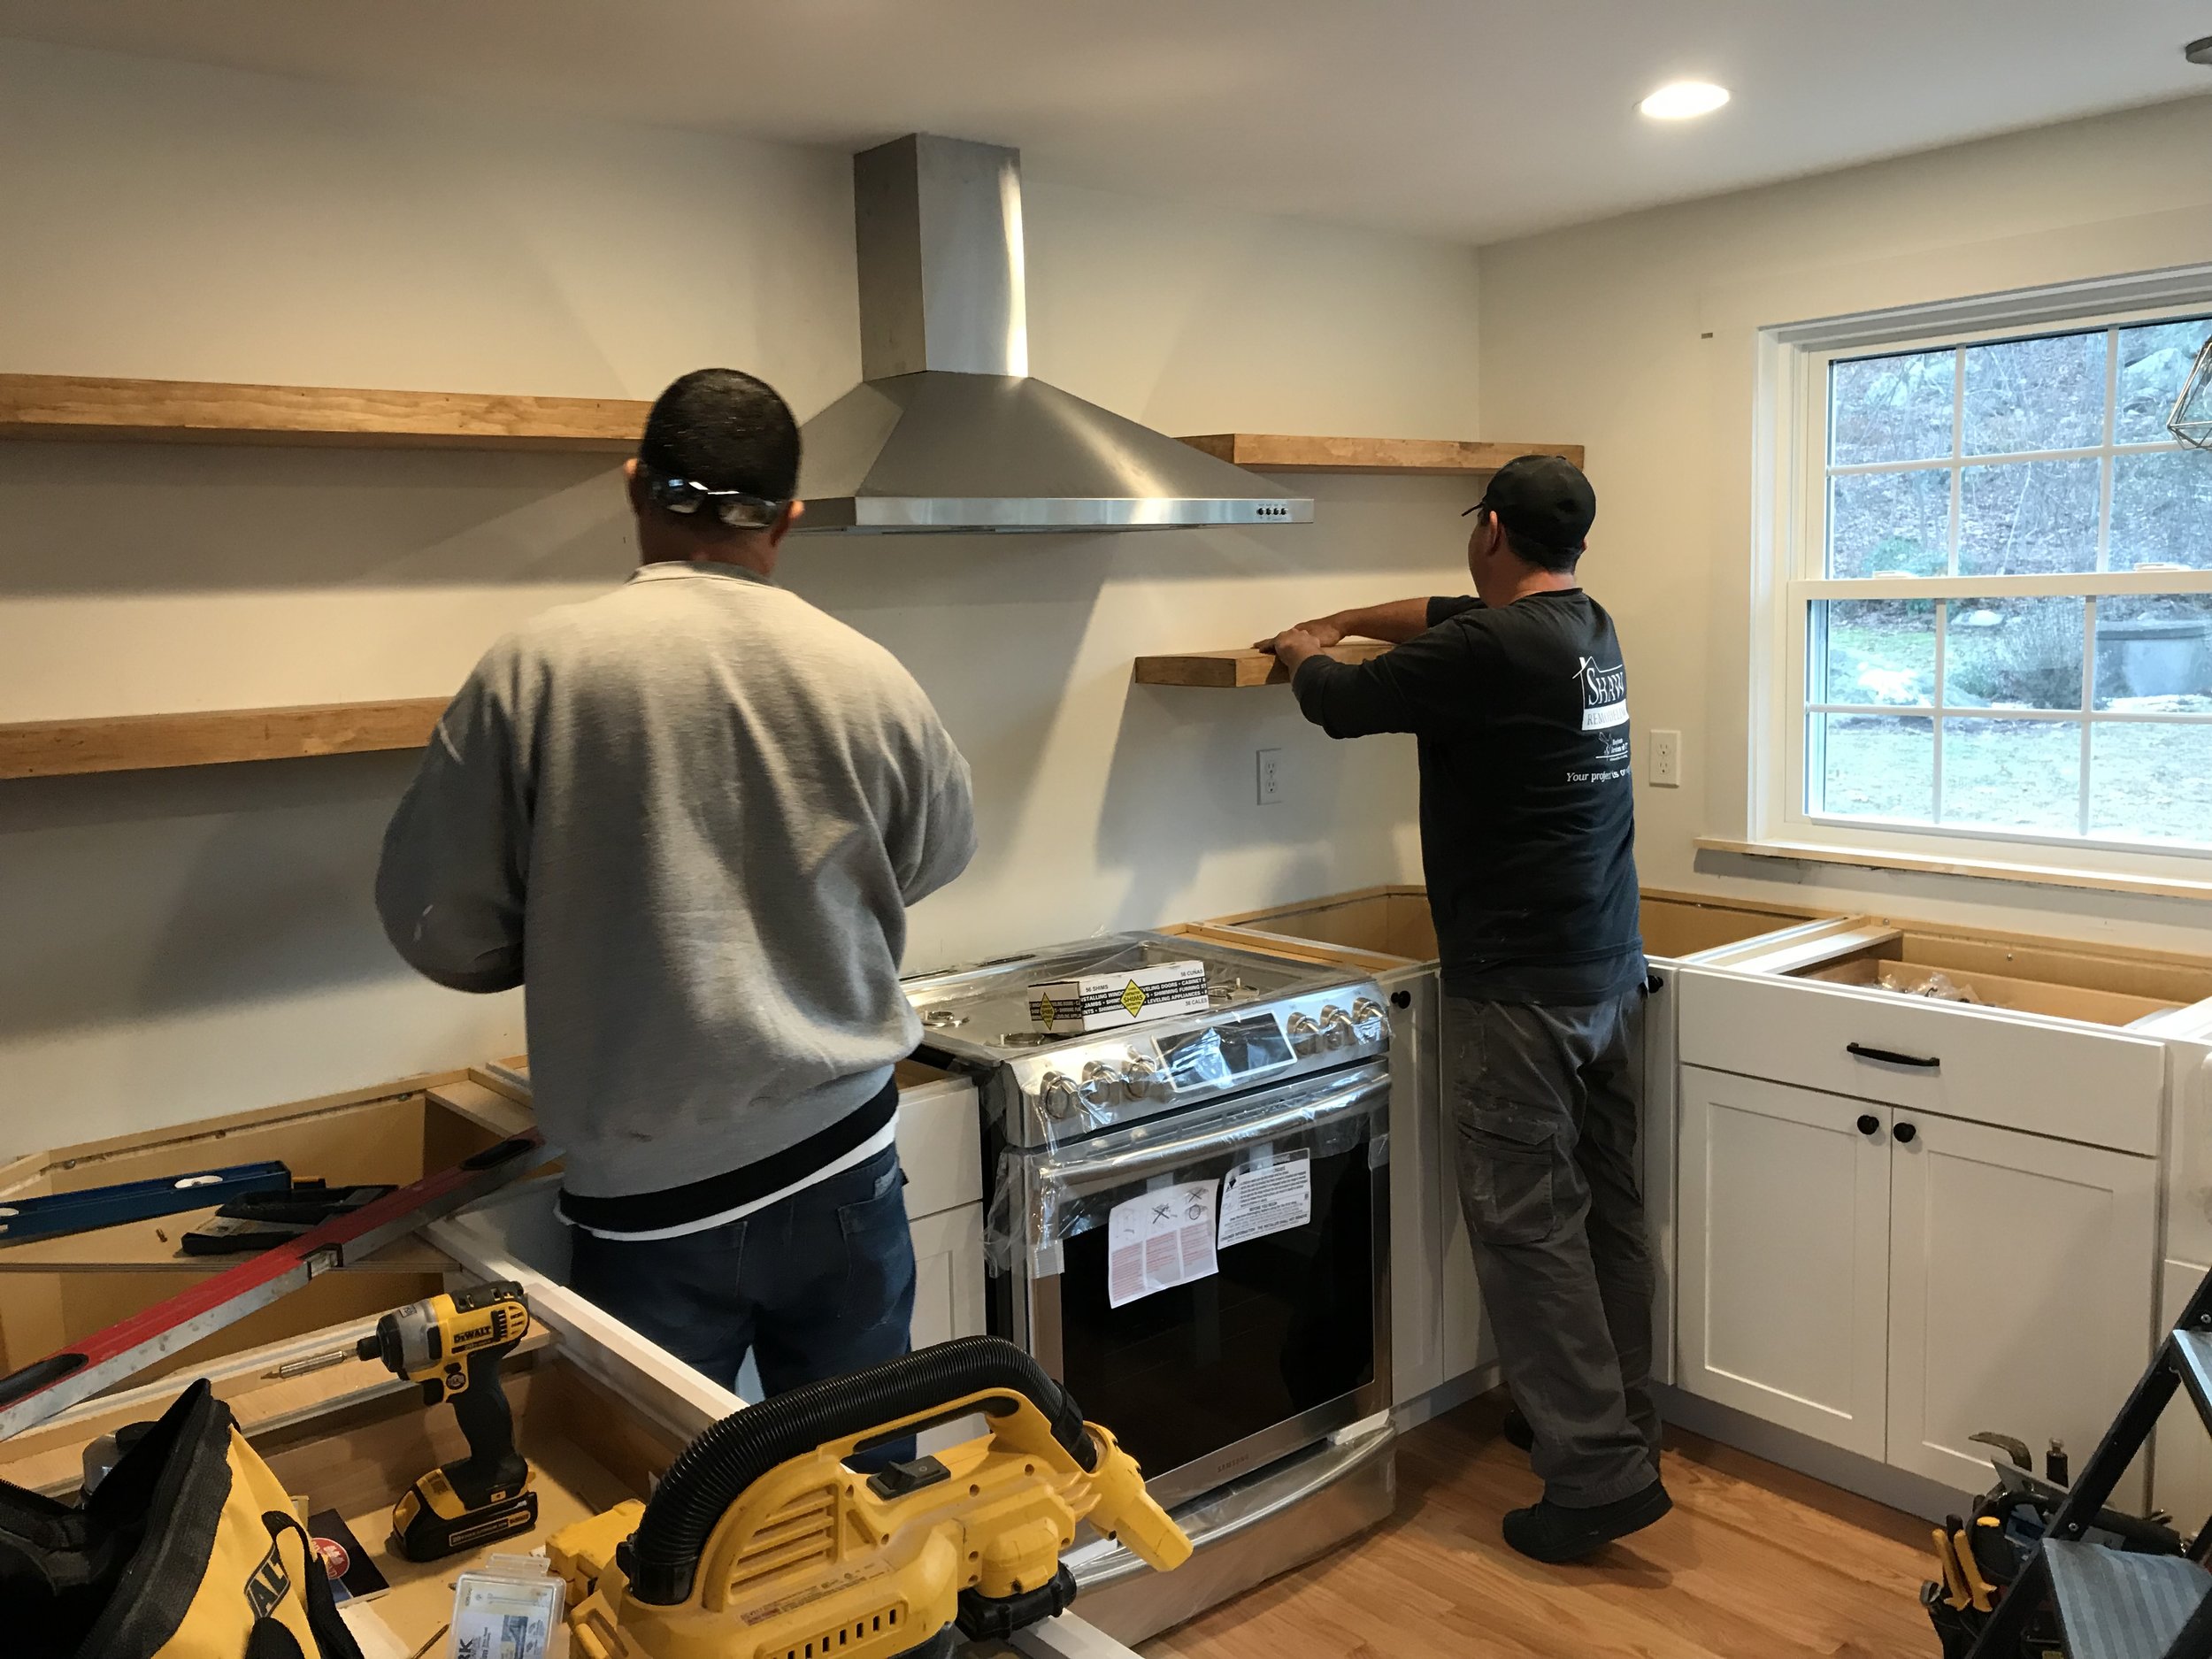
[357,1279,536,1561]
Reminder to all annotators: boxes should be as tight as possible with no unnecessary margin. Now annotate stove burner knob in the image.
[1317,1005,1354,1049]
[1350,997,1386,1044]
[1079,1061,1125,1112]
[1123,1052,1171,1101]
[1039,1071,1081,1119]
[1285,1011,1321,1056]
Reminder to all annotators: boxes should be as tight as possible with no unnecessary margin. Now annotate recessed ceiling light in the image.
[1639,81,1731,120]
[2187,35,2212,66]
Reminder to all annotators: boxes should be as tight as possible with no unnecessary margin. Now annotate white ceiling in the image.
[2,0,2208,243]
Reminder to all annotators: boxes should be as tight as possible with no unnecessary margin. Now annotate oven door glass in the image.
[1007,1065,1387,1492]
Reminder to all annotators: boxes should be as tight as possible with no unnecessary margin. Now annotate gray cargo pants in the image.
[1445,987,1660,1508]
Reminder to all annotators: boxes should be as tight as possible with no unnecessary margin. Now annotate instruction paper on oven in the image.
[1217,1154,1312,1248]
[1107,1180,1218,1307]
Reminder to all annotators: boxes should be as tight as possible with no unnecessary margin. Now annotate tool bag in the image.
[0,1378,364,1658]
[1921,1476,2184,1657]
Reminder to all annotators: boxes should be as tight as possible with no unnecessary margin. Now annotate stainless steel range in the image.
[904,932,1396,1643]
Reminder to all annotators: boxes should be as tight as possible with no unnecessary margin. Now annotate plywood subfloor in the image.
[1146,1393,1933,1659]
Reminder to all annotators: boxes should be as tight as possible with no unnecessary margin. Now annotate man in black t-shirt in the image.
[1258,456,1667,1562]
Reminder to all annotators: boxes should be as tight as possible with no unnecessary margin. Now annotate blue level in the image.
[0,1161,293,1245]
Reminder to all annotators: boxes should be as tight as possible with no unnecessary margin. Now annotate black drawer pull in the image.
[1856,1114,1879,1137]
[1894,1121,1918,1144]
[1847,1042,1940,1071]
[1390,990,1412,1010]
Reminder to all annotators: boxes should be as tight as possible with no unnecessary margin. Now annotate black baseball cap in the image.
[1461,454,1596,553]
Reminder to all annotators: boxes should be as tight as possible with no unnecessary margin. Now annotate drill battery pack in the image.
[391,1460,539,1560]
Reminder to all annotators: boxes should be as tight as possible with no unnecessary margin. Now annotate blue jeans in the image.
[568,1144,918,1407]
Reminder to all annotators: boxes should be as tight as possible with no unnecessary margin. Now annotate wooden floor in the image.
[1144,1393,1936,1659]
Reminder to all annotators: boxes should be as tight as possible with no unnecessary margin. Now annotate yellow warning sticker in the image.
[1120,979,1149,1018]
[1038,995,1056,1028]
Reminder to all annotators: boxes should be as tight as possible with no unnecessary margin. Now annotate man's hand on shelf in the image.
[1266,626,1326,674]
[1254,616,1345,653]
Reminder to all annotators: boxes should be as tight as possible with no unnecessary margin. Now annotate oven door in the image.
[989,1060,1391,1510]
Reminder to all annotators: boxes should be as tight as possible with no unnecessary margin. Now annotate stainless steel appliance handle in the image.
[1069,1416,1395,1590]
[1032,1065,1387,1191]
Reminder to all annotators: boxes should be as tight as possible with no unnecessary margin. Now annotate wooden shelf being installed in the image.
[0,698,448,780]
[0,373,652,451]
[1133,641,1392,688]
[1179,434,1583,474]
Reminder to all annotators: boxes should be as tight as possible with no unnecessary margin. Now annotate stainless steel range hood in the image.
[796,134,1312,534]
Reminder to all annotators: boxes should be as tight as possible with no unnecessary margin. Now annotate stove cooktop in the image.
[907,933,1321,1057]
[903,932,1388,1147]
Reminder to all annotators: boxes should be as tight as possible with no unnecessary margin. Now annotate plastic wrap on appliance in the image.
[984,1064,1386,1276]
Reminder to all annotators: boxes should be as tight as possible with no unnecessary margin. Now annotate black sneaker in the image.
[1502,1408,1534,1454]
[1502,1480,1672,1563]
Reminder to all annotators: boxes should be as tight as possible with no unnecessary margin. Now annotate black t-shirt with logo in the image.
[1291,590,1643,1004]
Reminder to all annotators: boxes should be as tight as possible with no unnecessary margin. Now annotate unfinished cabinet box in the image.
[0,1197,733,1658]
[1678,918,2212,1497]
[1183,886,1836,1411]
[0,1071,533,1380]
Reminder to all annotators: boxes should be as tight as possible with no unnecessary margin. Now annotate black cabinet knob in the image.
[1389,990,1412,1010]
[1857,1114,1879,1136]
[1894,1122,1918,1144]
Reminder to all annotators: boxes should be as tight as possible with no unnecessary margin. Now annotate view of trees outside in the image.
[1811,315,2212,844]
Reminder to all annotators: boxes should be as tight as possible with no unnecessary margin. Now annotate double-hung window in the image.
[1770,298,2212,877]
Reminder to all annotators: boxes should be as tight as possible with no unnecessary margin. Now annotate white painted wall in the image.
[1477,94,2212,955]
[0,40,1478,1148]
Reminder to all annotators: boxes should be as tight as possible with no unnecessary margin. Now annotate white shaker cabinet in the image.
[1677,1067,1893,1459]
[1886,1110,2155,1491]
[1678,1052,2158,1496]
[895,1062,990,1349]
[909,1202,988,1349]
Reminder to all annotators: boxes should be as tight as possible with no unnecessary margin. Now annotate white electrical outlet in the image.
[1649,728,1681,787]
[1256,748,1285,805]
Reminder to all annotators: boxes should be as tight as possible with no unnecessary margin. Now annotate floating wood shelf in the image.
[0,373,652,451]
[0,698,448,780]
[1178,434,1583,474]
[1133,641,1392,688]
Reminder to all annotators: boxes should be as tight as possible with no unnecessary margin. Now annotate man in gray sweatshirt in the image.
[375,367,977,1400]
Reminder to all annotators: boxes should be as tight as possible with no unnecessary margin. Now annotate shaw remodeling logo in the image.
[1578,656,1628,732]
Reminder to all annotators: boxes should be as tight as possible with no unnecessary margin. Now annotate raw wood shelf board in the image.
[1133,641,1391,688]
[0,698,448,780]
[1178,434,1585,475]
[0,373,653,451]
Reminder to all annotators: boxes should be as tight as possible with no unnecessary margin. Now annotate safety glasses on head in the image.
[641,470,789,530]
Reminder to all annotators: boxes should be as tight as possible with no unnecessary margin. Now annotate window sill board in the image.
[1694,836,2212,904]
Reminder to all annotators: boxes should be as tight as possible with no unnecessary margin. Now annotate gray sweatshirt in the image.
[375,561,976,1199]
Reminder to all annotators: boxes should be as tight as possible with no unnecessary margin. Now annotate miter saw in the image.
[549,1335,1192,1659]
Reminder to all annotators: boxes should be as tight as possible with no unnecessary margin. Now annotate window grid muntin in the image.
[1802,310,2212,851]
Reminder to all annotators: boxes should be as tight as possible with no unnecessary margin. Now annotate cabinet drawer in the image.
[897,1070,983,1219]
[1678,968,2163,1155]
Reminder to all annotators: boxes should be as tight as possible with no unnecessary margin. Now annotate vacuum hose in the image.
[627,1336,1096,1605]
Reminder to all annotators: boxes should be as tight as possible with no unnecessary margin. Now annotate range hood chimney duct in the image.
[796,134,1310,534]
[856,134,1027,380]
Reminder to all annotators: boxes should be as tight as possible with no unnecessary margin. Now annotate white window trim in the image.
[1749,265,2212,891]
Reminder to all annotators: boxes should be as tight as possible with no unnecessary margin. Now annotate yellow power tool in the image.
[549,1336,1191,1659]
[356,1279,536,1562]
